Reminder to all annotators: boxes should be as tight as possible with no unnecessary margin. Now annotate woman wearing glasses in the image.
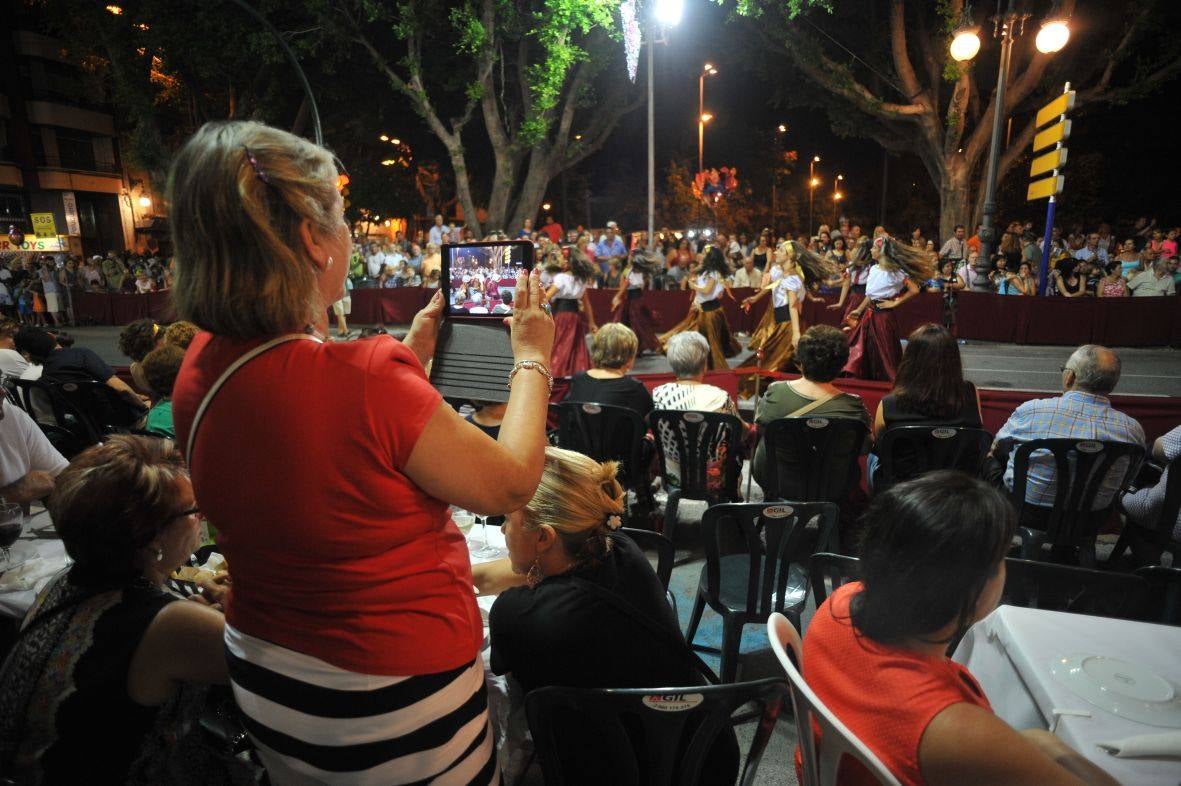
[0,436,231,783]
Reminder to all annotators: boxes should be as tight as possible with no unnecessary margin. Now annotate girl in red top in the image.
[803,471,1119,786]
[168,120,554,785]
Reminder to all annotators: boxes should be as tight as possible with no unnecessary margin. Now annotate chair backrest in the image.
[766,614,900,786]
[524,677,787,786]
[1009,438,1145,548]
[1133,566,1181,626]
[808,553,861,608]
[649,410,744,503]
[11,378,102,446]
[874,426,993,488]
[760,417,868,503]
[51,380,144,435]
[621,527,674,591]
[1002,558,1150,621]
[556,401,647,486]
[700,502,839,620]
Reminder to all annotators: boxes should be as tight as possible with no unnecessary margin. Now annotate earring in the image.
[155,548,164,562]
[326,255,334,269]
[526,559,544,589]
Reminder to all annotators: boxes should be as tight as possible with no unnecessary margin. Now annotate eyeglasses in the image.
[166,506,203,524]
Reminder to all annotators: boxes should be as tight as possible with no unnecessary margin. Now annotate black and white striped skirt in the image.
[225,625,498,785]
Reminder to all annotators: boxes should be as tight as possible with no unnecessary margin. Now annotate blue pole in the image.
[1038,196,1056,296]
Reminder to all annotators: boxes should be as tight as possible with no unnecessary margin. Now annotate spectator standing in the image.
[427,214,446,247]
[539,214,563,244]
[101,253,126,293]
[1014,261,1039,295]
[731,255,763,288]
[595,225,628,275]
[1113,239,1143,279]
[1128,260,1176,296]
[1074,232,1109,265]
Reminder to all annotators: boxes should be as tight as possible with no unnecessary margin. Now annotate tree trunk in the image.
[446,143,483,239]
[507,146,557,234]
[938,158,971,243]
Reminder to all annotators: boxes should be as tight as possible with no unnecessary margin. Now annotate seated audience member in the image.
[987,345,1145,512]
[803,472,1119,786]
[162,320,200,349]
[870,324,982,485]
[1128,260,1176,297]
[0,397,68,504]
[1118,424,1181,565]
[564,323,653,416]
[477,447,738,784]
[465,400,507,440]
[491,289,513,315]
[0,436,229,784]
[652,331,739,416]
[15,326,148,410]
[141,344,185,439]
[119,319,163,394]
[0,319,28,379]
[753,325,870,492]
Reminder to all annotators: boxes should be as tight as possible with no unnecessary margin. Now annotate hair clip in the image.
[242,145,270,185]
[605,515,622,531]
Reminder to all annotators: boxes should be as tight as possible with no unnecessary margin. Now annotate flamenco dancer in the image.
[546,248,599,377]
[843,235,936,382]
[827,236,872,327]
[658,245,740,370]
[610,248,663,354]
[738,241,836,396]
[745,255,785,354]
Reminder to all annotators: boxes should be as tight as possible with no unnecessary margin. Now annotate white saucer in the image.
[1050,654,1181,728]
[0,541,38,576]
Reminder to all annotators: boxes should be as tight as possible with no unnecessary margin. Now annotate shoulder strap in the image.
[184,333,319,464]
[785,388,839,419]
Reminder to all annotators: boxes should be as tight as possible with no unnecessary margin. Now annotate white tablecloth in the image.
[0,509,69,619]
[954,605,1181,785]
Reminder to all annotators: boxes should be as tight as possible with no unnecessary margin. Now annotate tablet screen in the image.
[443,241,534,317]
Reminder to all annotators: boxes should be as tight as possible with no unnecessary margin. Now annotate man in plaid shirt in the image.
[988,345,1145,509]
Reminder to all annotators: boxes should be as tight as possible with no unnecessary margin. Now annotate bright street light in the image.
[542,202,552,212]
[700,112,714,123]
[379,134,389,141]
[810,178,819,187]
[837,174,844,181]
[106,4,123,14]
[950,27,982,61]
[813,155,821,163]
[653,0,684,27]
[777,124,787,134]
[391,138,401,146]
[833,192,843,201]
[698,64,718,171]
[1035,19,1070,53]
[574,133,582,140]
[137,195,152,209]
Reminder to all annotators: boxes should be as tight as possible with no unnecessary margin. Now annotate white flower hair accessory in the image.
[605,515,623,531]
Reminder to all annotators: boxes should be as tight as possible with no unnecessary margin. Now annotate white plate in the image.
[1050,654,1181,728]
[0,541,38,576]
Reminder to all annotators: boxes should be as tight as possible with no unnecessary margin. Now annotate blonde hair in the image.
[167,120,342,339]
[521,447,625,563]
[590,323,639,369]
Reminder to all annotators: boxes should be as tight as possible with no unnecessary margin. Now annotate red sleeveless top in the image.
[798,582,992,786]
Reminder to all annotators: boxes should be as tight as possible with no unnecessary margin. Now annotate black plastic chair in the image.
[11,378,103,449]
[621,527,674,591]
[51,380,146,436]
[874,425,992,490]
[1008,438,1145,567]
[686,501,839,683]
[649,410,745,542]
[1134,566,1181,626]
[808,552,861,608]
[758,416,868,504]
[1112,455,1181,567]
[556,401,654,519]
[524,677,787,786]
[1001,558,1150,621]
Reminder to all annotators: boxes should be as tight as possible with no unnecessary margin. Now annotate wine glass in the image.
[468,515,503,559]
[0,501,23,566]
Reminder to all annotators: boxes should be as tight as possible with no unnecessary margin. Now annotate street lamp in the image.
[542,202,552,212]
[832,173,844,224]
[808,155,820,236]
[771,124,788,237]
[951,0,1069,289]
[646,3,682,251]
[698,63,717,172]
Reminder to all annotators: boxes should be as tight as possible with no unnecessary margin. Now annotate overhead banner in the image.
[62,191,81,236]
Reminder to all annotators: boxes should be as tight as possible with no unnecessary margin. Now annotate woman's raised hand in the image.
[507,268,555,364]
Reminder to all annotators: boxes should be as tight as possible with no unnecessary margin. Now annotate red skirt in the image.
[550,310,591,377]
[612,291,661,354]
[843,305,901,382]
[841,291,865,326]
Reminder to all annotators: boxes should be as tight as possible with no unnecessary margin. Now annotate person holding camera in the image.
[169,120,554,785]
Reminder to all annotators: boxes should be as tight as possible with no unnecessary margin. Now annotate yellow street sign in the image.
[1030,148,1068,178]
[1035,90,1076,128]
[1027,175,1064,202]
[1033,120,1071,153]
[30,213,57,239]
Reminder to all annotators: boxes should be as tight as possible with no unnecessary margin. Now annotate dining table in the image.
[0,506,70,620]
[954,604,1181,786]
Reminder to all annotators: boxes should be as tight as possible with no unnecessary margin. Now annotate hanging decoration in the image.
[621,0,641,82]
[692,167,740,205]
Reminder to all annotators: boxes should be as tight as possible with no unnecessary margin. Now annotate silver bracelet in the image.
[507,359,554,393]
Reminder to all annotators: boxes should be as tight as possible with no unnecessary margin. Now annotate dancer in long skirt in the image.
[827,237,873,328]
[658,245,740,370]
[610,248,663,354]
[843,235,935,382]
[739,241,837,397]
[745,261,784,353]
[546,248,599,377]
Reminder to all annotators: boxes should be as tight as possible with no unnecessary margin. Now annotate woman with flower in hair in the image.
[658,245,740,370]
[609,247,663,354]
[546,247,599,376]
[476,446,738,783]
[738,240,836,396]
[827,236,873,328]
[843,235,936,382]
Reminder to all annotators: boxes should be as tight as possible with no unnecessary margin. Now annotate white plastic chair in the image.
[766,613,901,786]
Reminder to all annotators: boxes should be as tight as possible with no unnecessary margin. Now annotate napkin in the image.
[1096,731,1181,759]
[0,557,61,593]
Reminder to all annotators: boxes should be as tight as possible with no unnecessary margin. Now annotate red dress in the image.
[799,582,993,785]
[549,272,592,377]
[843,266,905,382]
[611,271,662,354]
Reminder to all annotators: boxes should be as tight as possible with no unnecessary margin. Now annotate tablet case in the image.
[430,319,514,403]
